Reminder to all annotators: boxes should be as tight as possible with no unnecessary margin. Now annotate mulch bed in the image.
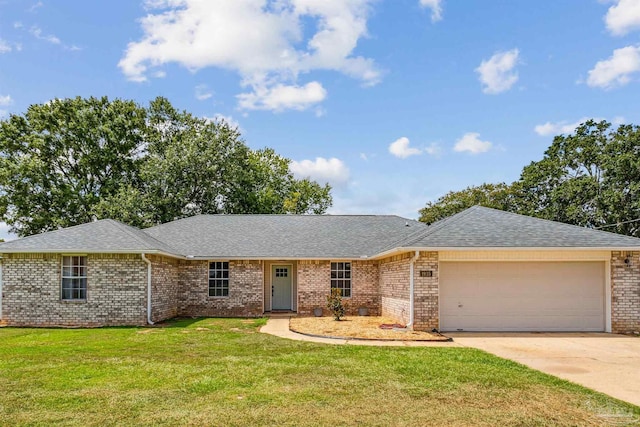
[290,316,450,341]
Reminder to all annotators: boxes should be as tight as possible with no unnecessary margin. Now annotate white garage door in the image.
[440,261,605,332]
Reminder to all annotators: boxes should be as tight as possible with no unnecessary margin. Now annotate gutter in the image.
[407,250,420,329]
[141,254,154,325]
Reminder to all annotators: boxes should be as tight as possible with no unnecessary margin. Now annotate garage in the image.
[439,261,606,332]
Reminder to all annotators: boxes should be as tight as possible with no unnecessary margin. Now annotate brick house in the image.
[1,206,639,333]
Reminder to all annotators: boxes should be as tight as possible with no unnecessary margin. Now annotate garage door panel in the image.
[440,261,605,332]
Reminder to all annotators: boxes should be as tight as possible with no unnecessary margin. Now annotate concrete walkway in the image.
[448,332,640,407]
[260,317,459,347]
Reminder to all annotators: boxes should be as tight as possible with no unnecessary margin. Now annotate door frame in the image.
[270,263,294,311]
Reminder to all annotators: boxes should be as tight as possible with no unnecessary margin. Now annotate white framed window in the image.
[209,261,229,297]
[61,256,87,300]
[331,262,351,297]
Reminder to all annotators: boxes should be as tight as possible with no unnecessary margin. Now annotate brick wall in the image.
[413,252,439,331]
[0,253,147,327]
[611,251,640,334]
[297,260,380,316]
[178,260,264,317]
[379,252,439,331]
[379,253,411,325]
[148,255,180,322]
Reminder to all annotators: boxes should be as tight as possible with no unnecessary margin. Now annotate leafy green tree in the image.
[0,97,146,236]
[515,120,640,236]
[418,119,640,237]
[418,183,515,224]
[1,96,333,235]
[96,99,331,227]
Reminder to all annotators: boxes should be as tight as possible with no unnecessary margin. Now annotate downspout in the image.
[141,254,154,325]
[407,250,420,329]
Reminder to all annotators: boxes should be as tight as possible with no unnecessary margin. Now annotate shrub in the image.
[326,288,346,321]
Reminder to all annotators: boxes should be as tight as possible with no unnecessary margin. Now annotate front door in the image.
[272,265,292,311]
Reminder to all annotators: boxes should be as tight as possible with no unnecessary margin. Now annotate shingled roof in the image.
[0,219,177,254]
[395,206,640,250]
[1,207,639,258]
[142,215,425,258]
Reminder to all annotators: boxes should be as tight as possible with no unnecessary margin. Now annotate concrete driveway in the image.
[447,332,640,407]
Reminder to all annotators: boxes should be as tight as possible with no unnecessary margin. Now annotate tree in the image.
[418,183,515,224]
[96,99,332,227]
[1,96,333,236]
[514,120,640,236]
[0,97,146,236]
[418,119,640,237]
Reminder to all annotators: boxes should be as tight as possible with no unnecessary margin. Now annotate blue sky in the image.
[1,0,640,240]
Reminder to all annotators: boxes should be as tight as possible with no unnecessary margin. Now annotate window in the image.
[62,256,87,300]
[331,262,351,297]
[209,261,229,297]
[275,268,288,278]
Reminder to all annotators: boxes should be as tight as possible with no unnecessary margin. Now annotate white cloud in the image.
[535,116,627,136]
[424,142,441,156]
[28,1,44,12]
[290,157,350,186]
[534,117,593,136]
[119,0,380,112]
[389,137,422,159]
[0,95,13,106]
[29,25,60,44]
[205,114,242,132]
[586,45,640,89]
[195,84,213,101]
[419,0,443,22]
[0,39,13,53]
[0,221,15,241]
[605,0,640,36]
[475,49,520,94]
[237,81,327,112]
[453,132,492,154]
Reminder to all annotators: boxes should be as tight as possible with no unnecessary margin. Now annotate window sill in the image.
[60,299,87,304]
[208,296,230,299]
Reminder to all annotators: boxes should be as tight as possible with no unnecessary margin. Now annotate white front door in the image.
[272,265,292,310]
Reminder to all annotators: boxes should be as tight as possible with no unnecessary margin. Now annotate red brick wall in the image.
[611,251,640,334]
[178,260,264,317]
[379,253,411,325]
[0,253,147,327]
[379,251,439,331]
[297,259,380,316]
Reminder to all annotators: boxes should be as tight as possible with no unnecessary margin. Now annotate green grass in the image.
[0,318,638,426]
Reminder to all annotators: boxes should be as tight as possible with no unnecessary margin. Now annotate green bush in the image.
[326,288,346,320]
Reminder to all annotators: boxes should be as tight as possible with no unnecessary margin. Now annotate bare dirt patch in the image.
[290,316,449,341]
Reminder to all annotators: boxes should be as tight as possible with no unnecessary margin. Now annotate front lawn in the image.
[0,318,638,426]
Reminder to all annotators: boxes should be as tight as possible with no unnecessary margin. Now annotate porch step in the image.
[266,311,297,318]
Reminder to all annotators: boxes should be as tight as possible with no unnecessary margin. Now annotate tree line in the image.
[419,120,640,237]
[0,96,332,237]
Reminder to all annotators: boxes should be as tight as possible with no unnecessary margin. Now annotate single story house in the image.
[0,206,639,333]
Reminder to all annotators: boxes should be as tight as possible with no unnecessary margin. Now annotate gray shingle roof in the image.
[142,215,425,258]
[397,206,640,249]
[0,219,178,254]
[2,207,639,257]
